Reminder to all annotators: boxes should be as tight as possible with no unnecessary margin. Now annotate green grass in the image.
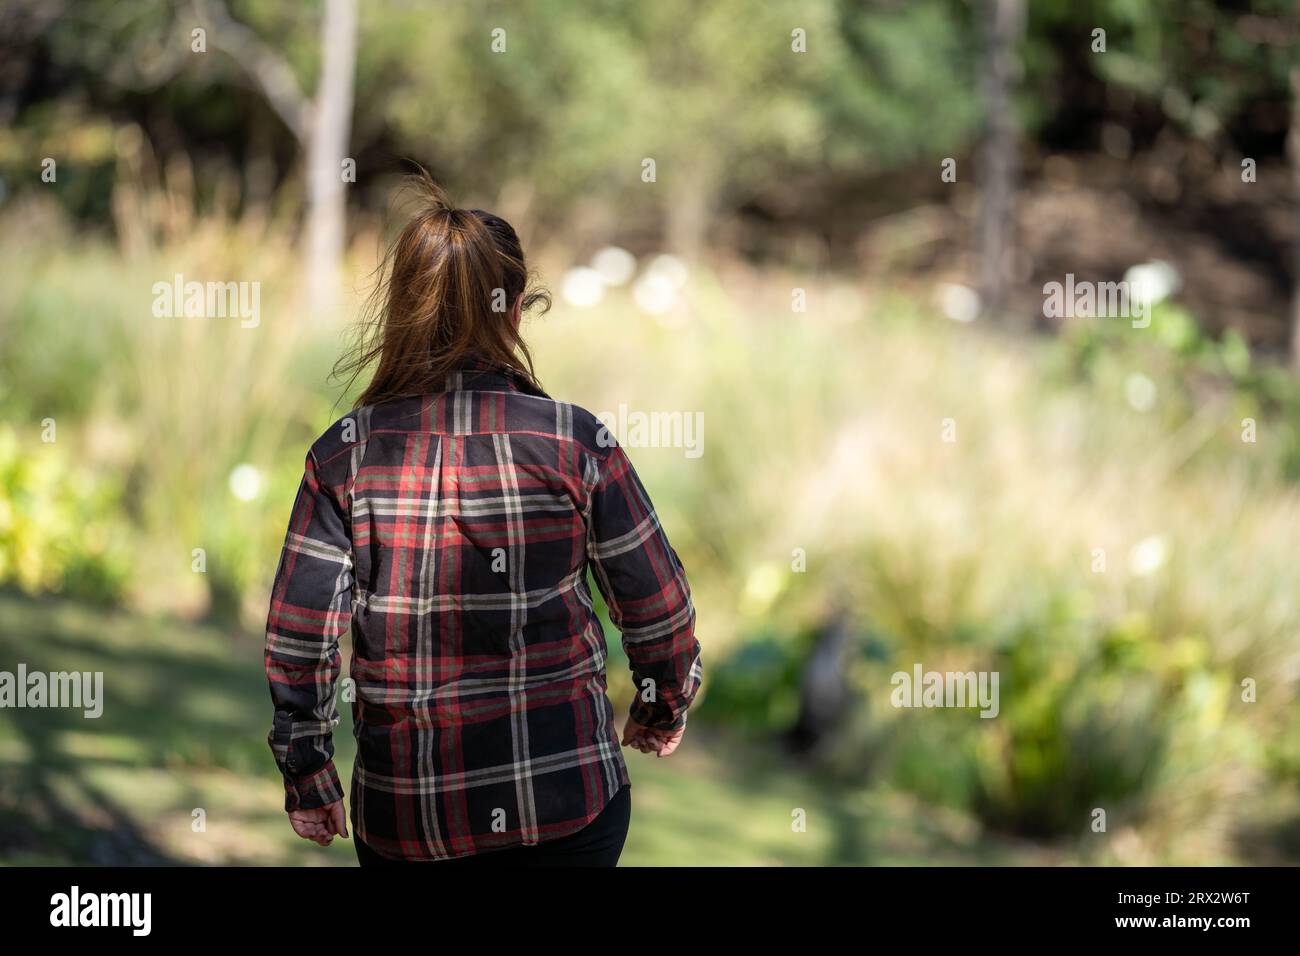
[0,590,1075,866]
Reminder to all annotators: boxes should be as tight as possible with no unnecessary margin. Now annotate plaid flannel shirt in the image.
[265,362,702,860]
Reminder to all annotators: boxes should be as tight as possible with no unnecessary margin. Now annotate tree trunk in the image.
[305,0,357,320]
[977,0,1026,324]
[1289,66,1300,367]
[665,165,718,264]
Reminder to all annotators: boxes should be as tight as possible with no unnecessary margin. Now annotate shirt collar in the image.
[445,359,549,399]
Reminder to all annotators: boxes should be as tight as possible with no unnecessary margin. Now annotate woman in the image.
[263,174,702,867]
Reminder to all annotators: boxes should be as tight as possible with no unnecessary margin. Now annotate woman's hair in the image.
[335,169,551,408]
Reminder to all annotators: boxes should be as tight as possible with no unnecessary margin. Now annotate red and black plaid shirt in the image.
[265,362,701,860]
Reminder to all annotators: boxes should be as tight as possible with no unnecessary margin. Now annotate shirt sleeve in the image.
[265,449,353,811]
[586,444,702,732]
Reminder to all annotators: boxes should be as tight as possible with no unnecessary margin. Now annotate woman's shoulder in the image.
[505,390,621,461]
[302,397,418,474]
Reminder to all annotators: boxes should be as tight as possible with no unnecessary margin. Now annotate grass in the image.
[0,590,1076,867]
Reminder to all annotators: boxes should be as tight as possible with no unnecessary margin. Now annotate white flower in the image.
[939,283,980,323]
[1123,261,1181,308]
[1128,535,1168,576]
[228,463,264,502]
[644,254,689,289]
[1125,372,1157,412]
[633,272,678,316]
[590,246,637,286]
[561,267,606,307]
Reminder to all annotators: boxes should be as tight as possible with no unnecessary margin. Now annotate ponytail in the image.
[334,169,550,408]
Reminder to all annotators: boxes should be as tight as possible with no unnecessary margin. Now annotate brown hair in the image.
[335,170,551,408]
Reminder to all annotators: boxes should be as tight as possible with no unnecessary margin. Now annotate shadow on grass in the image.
[1232,785,1300,865]
[3,589,1063,867]
[0,588,290,865]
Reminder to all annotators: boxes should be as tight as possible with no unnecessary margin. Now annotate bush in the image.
[0,425,129,603]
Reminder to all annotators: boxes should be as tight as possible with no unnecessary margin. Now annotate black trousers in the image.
[354,784,631,867]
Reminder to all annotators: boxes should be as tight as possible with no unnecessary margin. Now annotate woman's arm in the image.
[265,449,353,816]
[585,444,703,737]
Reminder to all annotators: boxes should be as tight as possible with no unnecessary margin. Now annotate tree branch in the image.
[192,0,312,144]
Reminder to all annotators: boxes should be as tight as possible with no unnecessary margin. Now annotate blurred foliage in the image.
[1027,0,1295,142]
[0,426,129,603]
[2,0,982,242]
[3,0,1292,254]
[1058,300,1300,483]
[696,625,814,733]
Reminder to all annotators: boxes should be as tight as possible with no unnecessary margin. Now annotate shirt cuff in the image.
[628,699,688,733]
[282,760,344,812]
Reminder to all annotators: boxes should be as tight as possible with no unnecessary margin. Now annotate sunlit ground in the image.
[0,591,1086,867]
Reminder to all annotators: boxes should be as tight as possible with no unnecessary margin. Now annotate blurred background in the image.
[1,0,1299,866]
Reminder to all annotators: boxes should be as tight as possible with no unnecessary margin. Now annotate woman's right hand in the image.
[288,799,349,847]
[622,717,685,757]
